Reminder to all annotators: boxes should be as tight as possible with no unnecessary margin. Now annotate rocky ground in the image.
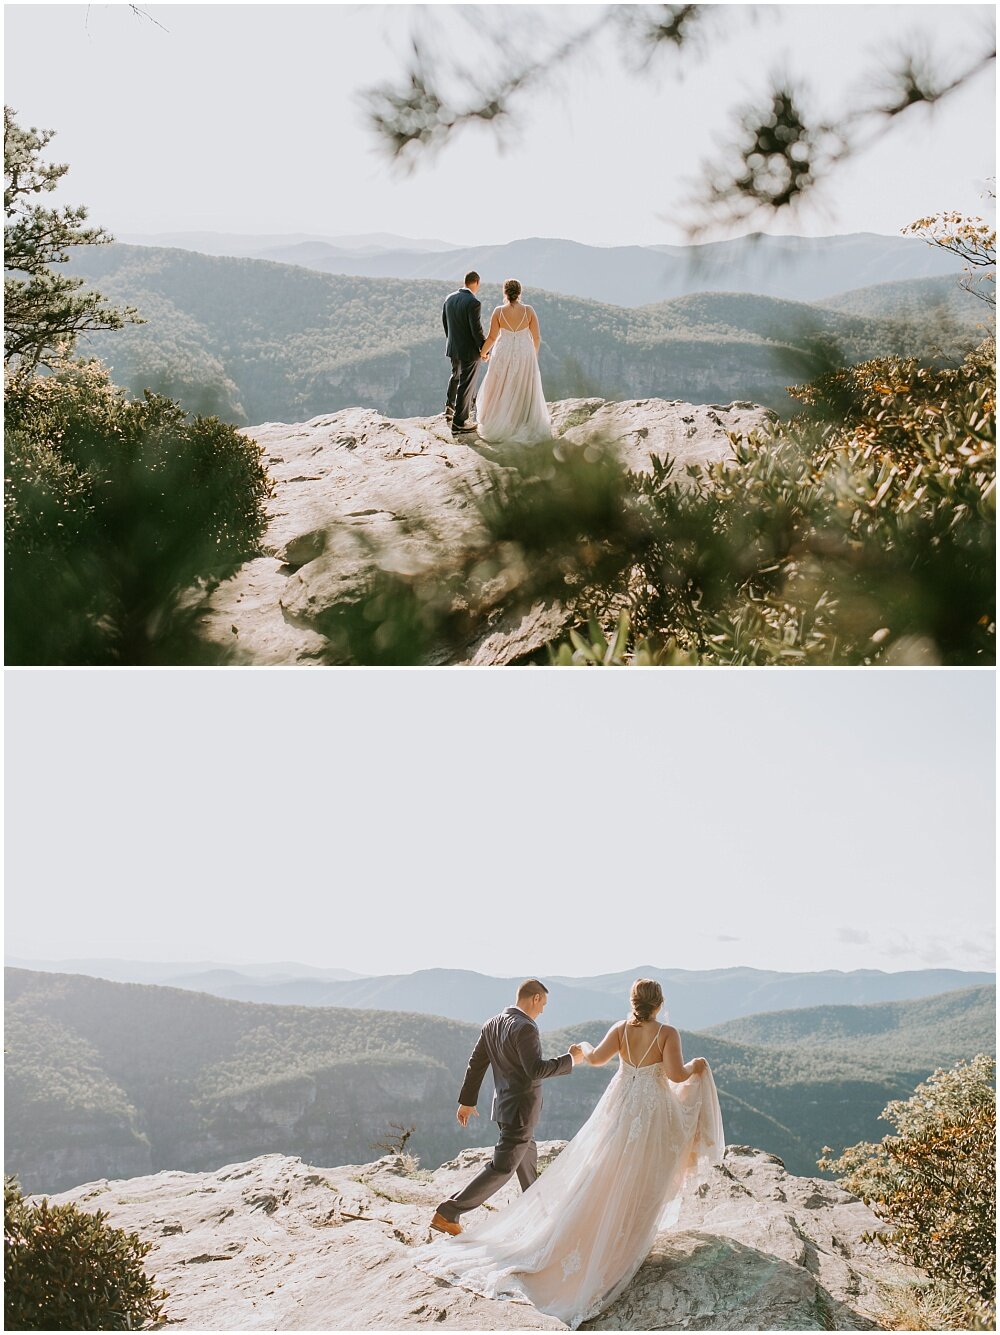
[47,1143,916,1330]
[196,398,774,666]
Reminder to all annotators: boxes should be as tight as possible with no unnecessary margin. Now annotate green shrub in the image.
[4,1176,167,1331]
[4,357,272,664]
[326,343,994,666]
[538,344,996,666]
[820,1055,996,1328]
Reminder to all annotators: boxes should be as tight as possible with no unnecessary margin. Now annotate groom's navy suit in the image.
[437,1006,574,1224]
[442,286,486,428]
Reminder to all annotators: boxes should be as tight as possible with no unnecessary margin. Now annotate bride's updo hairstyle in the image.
[628,978,664,1025]
[503,278,522,302]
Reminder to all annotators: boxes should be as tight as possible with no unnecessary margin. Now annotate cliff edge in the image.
[197,398,774,665]
[45,1143,914,1330]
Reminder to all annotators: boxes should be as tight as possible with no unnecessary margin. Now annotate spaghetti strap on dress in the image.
[622,1023,661,1068]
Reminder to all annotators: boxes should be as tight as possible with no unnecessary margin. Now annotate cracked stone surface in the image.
[44,1144,914,1330]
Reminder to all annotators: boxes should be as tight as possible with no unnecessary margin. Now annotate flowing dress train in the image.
[414,1028,724,1329]
[476,306,553,445]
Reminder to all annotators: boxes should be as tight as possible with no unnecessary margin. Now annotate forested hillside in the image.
[66,245,980,426]
[707,985,995,1067]
[818,272,991,323]
[6,969,992,1195]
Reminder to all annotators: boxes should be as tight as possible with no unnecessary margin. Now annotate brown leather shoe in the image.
[430,1211,461,1236]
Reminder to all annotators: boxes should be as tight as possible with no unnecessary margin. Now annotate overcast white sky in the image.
[5,670,995,977]
[3,3,995,246]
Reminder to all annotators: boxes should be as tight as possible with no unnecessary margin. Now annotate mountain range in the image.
[114,231,967,306]
[119,230,463,256]
[5,968,993,1196]
[7,955,992,1030]
[67,244,983,426]
[4,956,365,985]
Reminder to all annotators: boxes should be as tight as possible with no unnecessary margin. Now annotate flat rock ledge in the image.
[197,398,774,666]
[45,1144,915,1331]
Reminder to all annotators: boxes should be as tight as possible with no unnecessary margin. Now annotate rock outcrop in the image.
[198,398,774,665]
[46,1143,914,1330]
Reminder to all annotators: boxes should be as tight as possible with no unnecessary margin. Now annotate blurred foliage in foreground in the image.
[820,1055,996,1332]
[328,341,996,666]
[4,1175,167,1331]
[4,111,272,666]
[4,358,271,664]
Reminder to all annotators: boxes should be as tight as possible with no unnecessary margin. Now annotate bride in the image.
[415,980,724,1330]
[475,279,553,445]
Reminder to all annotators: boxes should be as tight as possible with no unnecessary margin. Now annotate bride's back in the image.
[619,1018,666,1068]
[494,301,533,331]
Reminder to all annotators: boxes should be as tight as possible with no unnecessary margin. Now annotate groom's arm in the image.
[457,1029,491,1108]
[469,297,486,350]
[514,1022,573,1082]
[442,300,449,338]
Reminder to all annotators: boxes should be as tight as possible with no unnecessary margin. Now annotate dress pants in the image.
[447,356,480,427]
[437,1120,538,1222]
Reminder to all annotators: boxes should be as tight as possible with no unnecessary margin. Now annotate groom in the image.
[430,979,583,1235]
[442,270,486,433]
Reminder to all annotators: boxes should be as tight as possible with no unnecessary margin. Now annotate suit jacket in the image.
[442,287,486,363]
[458,1006,573,1129]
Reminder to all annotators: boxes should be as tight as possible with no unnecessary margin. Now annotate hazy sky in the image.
[4,3,995,246]
[5,670,995,977]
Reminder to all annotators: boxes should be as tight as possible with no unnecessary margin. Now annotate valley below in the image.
[67,241,984,427]
[5,966,993,1197]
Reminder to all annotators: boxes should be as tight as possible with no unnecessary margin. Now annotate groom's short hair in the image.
[465,271,480,286]
[517,978,548,1001]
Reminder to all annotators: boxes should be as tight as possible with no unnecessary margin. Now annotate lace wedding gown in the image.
[476,306,553,445]
[414,1029,724,1330]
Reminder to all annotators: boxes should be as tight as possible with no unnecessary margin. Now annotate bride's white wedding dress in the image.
[414,1027,724,1330]
[476,306,552,446]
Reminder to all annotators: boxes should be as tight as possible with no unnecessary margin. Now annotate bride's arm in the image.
[661,1025,707,1082]
[579,1022,624,1067]
[527,306,540,353]
[480,308,502,359]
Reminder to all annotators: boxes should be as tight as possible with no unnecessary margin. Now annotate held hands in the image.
[569,1043,592,1065]
[691,1057,708,1076]
[456,1104,479,1127]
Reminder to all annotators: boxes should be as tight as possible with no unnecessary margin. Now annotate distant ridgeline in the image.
[65,243,986,427]
[5,967,994,1196]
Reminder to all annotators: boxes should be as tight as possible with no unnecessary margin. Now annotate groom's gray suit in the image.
[436,1006,574,1224]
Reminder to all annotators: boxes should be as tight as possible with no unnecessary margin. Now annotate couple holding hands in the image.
[442,271,553,446]
[415,976,724,1330]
